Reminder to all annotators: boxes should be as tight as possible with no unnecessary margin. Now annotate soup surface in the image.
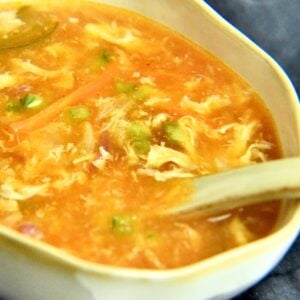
[0,1,281,269]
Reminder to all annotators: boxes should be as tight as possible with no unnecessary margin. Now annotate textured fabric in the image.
[234,236,300,299]
[204,0,300,299]
[205,0,300,95]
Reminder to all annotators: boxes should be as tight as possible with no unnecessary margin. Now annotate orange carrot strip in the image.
[10,64,118,134]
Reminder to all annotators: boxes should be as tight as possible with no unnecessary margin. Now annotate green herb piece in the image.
[128,121,151,140]
[112,215,135,235]
[21,94,44,108]
[115,79,156,102]
[128,121,151,154]
[65,106,91,122]
[132,85,155,102]
[5,94,44,113]
[115,80,137,94]
[163,120,197,156]
[99,49,110,64]
[5,100,22,112]
[163,121,187,146]
[131,139,151,155]
[145,232,156,239]
[91,49,111,69]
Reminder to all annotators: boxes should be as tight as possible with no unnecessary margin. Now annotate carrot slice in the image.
[10,64,118,134]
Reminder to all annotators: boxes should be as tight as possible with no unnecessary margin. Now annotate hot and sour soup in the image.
[0,1,281,269]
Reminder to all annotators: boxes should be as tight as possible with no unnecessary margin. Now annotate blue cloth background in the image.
[204,1,300,299]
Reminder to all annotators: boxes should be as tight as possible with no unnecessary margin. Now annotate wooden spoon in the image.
[167,157,300,215]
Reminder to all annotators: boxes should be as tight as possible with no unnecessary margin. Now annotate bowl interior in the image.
[96,0,300,154]
[0,0,299,277]
[93,0,300,230]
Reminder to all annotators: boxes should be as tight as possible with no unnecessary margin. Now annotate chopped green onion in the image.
[5,100,22,112]
[163,121,186,146]
[5,94,45,113]
[91,50,111,69]
[128,121,151,140]
[145,232,156,239]
[65,106,91,122]
[128,121,151,154]
[115,80,137,94]
[115,79,156,102]
[111,215,135,235]
[99,49,110,64]
[163,120,196,155]
[132,139,151,155]
[21,94,44,108]
[132,85,155,102]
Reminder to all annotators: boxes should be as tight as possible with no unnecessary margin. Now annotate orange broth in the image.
[0,1,281,269]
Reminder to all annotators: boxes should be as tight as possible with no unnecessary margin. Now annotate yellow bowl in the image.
[0,1,299,299]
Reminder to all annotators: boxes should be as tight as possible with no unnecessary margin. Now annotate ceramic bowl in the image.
[0,0,299,299]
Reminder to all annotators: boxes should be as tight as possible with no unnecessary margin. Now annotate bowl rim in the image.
[1,206,300,281]
[0,0,299,280]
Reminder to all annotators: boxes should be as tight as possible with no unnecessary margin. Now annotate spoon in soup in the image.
[167,157,300,216]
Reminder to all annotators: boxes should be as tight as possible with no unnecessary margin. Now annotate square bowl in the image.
[0,0,299,299]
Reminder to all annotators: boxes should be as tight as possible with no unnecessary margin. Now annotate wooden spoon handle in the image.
[167,157,300,215]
